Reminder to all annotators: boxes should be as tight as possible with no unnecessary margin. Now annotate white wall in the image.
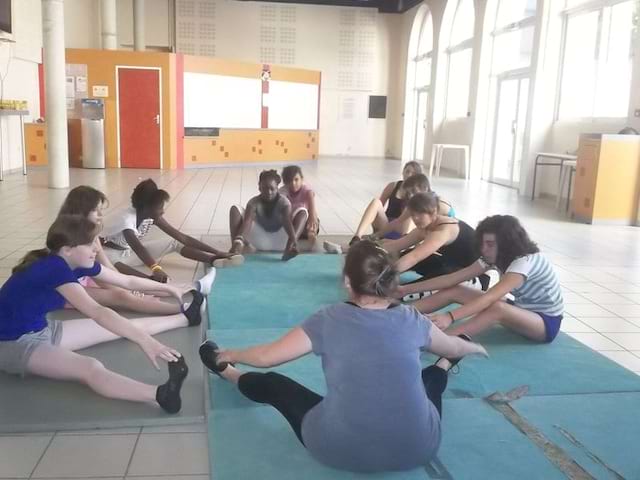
[176,0,398,158]
[0,0,42,172]
[64,0,100,49]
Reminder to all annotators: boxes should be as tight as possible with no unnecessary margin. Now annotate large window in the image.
[414,13,433,90]
[558,0,637,119]
[491,0,536,74]
[445,0,475,118]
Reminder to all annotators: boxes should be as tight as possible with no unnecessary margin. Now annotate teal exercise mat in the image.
[207,327,640,406]
[208,397,567,480]
[210,254,344,330]
[512,392,640,479]
[0,320,206,433]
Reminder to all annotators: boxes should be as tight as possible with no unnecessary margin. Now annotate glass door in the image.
[413,89,429,161]
[489,75,529,188]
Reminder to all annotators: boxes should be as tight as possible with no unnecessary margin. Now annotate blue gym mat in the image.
[206,254,640,479]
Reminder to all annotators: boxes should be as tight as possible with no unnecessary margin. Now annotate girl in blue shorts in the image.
[401,215,564,343]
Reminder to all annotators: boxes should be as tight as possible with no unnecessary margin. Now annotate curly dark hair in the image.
[259,169,281,186]
[475,215,539,272]
[131,179,170,211]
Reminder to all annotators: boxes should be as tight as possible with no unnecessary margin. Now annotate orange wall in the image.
[183,55,320,166]
[65,49,177,169]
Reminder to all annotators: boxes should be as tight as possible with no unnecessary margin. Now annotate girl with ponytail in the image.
[0,214,207,414]
[199,240,487,473]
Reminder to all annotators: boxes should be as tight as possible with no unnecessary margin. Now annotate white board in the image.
[267,80,319,130]
[184,72,262,129]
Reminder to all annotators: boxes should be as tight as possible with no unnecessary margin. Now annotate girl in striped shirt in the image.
[400,215,563,343]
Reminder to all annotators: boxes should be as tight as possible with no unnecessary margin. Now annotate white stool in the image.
[429,144,470,180]
[556,159,577,211]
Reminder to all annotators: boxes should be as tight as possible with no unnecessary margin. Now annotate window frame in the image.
[444,0,475,119]
[555,0,636,121]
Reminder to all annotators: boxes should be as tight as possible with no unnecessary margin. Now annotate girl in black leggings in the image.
[199,241,487,473]
[384,192,489,289]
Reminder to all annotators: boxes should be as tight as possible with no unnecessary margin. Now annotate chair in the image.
[429,144,470,180]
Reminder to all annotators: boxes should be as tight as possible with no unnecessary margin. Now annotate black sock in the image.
[183,290,204,326]
[156,356,189,414]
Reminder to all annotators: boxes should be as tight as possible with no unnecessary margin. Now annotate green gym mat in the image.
[0,313,206,433]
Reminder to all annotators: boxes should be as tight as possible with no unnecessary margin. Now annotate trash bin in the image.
[80,99,105,169]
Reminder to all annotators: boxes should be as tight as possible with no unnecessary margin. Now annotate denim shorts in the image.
[0,320,63,376]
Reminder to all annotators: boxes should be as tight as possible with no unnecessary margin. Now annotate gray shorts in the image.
[0,320,63,376]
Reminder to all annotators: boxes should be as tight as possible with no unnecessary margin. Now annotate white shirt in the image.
[101,207,154,249]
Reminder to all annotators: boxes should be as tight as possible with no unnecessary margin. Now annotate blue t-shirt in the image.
[0,255,101,341]
[300,303,441,473]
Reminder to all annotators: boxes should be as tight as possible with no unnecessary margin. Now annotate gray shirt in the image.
[301,303,441,473]
[247,194,291,232]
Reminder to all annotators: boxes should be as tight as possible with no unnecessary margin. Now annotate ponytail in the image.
[12,248,50,274]
[344,240,399,299]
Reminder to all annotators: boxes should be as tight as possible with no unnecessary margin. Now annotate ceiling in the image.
[234,0,423,14]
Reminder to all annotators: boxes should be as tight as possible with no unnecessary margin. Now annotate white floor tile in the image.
[0,435,52,478]
[32,435,137,478]
[577,317,640,333]
[559,316,595,333]
[566,332,625,351]
[564,303,617,317]
[602,333,640,350]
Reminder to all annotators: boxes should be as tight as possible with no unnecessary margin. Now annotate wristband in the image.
[151,264,164,272]
[448,311,456,323]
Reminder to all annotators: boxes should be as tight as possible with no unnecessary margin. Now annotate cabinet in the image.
[571,134,640,225]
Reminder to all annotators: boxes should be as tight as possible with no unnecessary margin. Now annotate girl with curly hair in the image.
[400,215,563,343]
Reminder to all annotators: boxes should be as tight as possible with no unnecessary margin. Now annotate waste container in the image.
[80,98,105,169]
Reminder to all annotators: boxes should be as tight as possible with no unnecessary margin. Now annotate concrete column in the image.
[133,0,145,51]
[100,0,117,50]
[42,0,69,189]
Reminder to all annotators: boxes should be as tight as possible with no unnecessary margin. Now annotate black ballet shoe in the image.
[434,334,472,373]
[199,340,233,376]
[156,356,189,414]
[183,290,205,326]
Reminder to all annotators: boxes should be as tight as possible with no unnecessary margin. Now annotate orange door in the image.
[118,68,161,168]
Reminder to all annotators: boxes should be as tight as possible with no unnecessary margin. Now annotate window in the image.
[491,0,536,74]
[445,0,475,118]
[413,13,433,89]
[496,0,537,28]
[558,1,636,119]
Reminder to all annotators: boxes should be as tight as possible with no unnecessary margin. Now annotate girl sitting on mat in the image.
[280,165,320,251]
[322,173,443,254]
[199,240,487,473]
[0,215,205,413]
[58,186,216,316]
[384,192,488,290]
[101,179,242,283]
[229,169,301,261]
[349,160,423,244]
[402,215,564,343]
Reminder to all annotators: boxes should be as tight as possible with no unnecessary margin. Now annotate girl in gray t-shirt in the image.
[199,241,487,473]
[229,169,303,261]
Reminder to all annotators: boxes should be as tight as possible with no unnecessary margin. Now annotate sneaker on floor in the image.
[195,267,217,295]
[323,241,342,254]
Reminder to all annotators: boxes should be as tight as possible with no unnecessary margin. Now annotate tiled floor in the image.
[1,157,640,478]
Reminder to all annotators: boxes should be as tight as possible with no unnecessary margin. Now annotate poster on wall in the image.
[75,76,87,94]
[65,76,75,98]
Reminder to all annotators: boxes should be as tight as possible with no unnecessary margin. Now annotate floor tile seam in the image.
[28,431,57,479]
[122,427,143,478]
